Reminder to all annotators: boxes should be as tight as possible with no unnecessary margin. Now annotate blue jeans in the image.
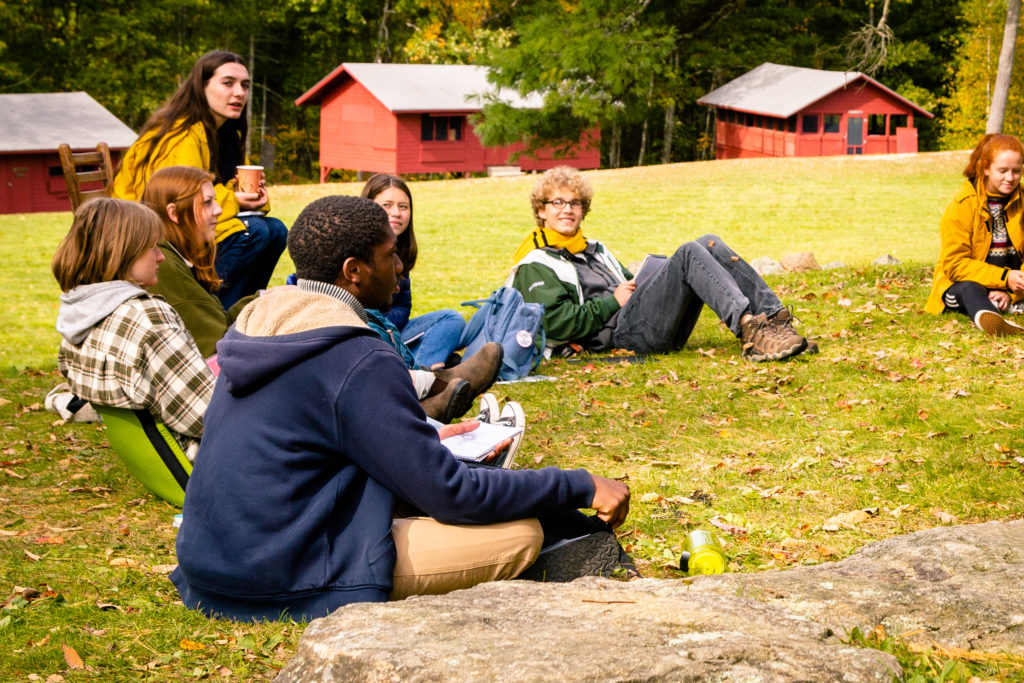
[214,215,288,309]
[401,309,467,367]
[611,234,783,353]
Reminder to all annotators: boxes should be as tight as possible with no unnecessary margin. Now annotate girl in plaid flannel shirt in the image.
[53,198,214,459]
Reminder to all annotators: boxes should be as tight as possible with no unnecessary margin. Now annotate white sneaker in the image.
[974,309,1024,337]
[44,383,101,423]
[494,401,526,469]
[475,393,500,424]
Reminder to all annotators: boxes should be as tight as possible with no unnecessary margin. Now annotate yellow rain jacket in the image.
[112,121,261,243]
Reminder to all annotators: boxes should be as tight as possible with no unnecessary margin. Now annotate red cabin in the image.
[0,92,136,214]
[296,63,601,181]
[697,63,933,160]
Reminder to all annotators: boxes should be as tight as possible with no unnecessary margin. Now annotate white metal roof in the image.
[697,62,932,118]
[298,63,544,112]
[0,92,137,153]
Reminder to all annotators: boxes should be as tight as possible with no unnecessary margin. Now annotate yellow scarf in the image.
[512,227,588,265]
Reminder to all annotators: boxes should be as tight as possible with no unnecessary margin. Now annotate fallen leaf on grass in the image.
[180,638,206,651]
[23,549,40,562]
[709,516,748,536]
[931,509,957,524]
[640,492,663,504]
[63,644,84,669]
[993,443,1013,454]
[3,468,25,479]
[82,625,106,637]
[107,557,137,567]
[3,585,40,607]
[34,536,64,545]
[149,564,177,575]
[823,507,878,531]
[95,602,123,611]
[216,666,233,677]
[889,504,916,517]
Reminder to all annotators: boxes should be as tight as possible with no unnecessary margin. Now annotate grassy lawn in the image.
[2,152,1022,681]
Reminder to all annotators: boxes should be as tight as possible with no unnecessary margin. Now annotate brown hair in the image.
[52,198,163,292]
[963,134,1024,184]
[529,166,593,227]
[143,166,221,291]
[120,50,248,194]
[361,173,418,273]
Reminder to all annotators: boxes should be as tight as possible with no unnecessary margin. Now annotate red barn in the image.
[296,63,601,181]
[697,63,933,159]
[0,92,136,214]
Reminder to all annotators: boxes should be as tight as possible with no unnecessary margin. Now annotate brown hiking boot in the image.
[768,308,814,355]
[421,378,474,423]
[433,342,503,395]
[740,312,807,362]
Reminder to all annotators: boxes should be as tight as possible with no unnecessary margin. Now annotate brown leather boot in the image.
[420,378,474,423]
[433,342,503,396]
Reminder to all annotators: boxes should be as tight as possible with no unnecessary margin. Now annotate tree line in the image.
[1,0,1020,182]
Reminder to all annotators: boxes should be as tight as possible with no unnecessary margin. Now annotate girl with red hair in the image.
[926,134,1024,335]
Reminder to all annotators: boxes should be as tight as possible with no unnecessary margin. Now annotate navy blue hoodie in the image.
[170,289,594,621]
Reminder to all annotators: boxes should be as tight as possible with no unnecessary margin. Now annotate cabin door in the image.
[847,117,864,155]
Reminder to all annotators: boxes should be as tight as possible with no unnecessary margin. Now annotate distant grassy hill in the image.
[0,152,966,369]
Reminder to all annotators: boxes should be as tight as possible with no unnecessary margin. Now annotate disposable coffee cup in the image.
[236,165,264,194]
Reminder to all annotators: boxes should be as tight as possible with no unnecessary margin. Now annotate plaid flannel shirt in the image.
[58,294,214,454]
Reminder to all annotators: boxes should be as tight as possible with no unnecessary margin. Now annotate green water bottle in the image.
[679,529,728,575]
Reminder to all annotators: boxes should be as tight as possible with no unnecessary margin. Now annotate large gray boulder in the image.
[685,519,1024,655]
[276,521,1023,682]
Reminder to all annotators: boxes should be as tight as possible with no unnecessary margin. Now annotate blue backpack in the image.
[461,287,545,380]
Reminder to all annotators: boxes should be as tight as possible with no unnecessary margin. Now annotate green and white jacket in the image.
[507,241,631,349]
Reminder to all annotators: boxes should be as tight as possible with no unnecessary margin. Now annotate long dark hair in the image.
[124,51,248,192]
[361,173,418,274]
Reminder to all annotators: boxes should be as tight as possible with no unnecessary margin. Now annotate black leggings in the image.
[943,281,1000,320]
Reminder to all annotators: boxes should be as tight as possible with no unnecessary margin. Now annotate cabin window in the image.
[801,114,819,134]
[421,115,464,142]
[745,113,754,127]
[868,114,887,136]
[786,116,797,132]
[774,118,785,131]
[823,114,841,134]
[889,114,908,134]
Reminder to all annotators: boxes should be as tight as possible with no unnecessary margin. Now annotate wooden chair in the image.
[58,142,115,211]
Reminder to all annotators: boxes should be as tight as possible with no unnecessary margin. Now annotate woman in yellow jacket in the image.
[112,50,286,310]
[926,134,1024,336]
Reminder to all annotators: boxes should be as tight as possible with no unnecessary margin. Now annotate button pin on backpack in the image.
[515,329,533,348]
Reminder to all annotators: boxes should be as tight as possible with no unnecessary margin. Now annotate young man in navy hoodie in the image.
[171,195,631,621]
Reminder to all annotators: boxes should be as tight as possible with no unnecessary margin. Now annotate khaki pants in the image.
[390,517,542,600]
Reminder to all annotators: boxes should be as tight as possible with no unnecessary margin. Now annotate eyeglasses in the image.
[544,199,583,209]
